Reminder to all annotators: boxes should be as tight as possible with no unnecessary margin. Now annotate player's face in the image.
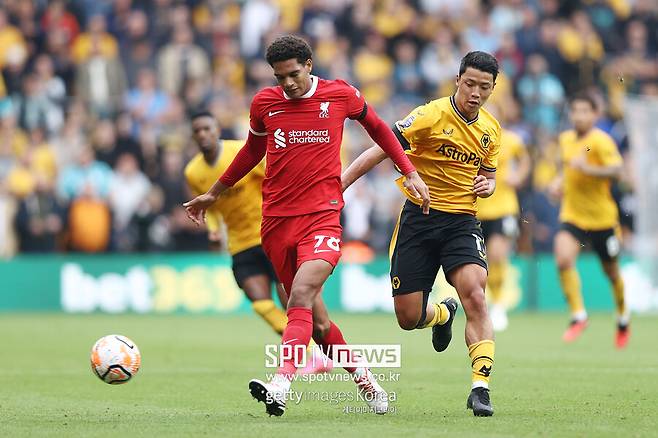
[272,59,313,99]
[455,67,495,115]
[192,116,219,153]
[569,100,597,133]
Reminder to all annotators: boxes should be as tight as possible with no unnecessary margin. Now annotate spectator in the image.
[75,38,127,118]
[15,176,64,252]
[517,53,565,134]
[70,14,119,65]
[157,24,211,98]
[109,153,151,251]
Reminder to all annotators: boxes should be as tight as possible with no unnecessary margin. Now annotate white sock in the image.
[271,373,292,391]
[572,310,588,322]
[472,380,489,390]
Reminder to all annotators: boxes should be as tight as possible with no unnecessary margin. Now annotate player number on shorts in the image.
[314,235,340,252]
[606,235,621,258]
[472,233,487,258]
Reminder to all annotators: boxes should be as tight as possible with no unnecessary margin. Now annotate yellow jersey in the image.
[184,140,264,255]
[559,128,622,230]
[394,96,501,215]
[477,129,526,220]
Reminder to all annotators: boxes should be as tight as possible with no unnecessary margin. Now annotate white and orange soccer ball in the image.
[90,335,141,384]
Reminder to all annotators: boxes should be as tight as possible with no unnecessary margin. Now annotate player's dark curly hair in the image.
[265,35,313,66]
[191,110,215,121]
[459,51,499,81]
[570,91,598,110]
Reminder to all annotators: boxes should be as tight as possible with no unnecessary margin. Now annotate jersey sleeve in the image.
[338,80,368,120]
[393,104,437,152]
[596,133,623,166]
[250,158,266,178]
[248,94,267,136]
[481,128,501,172]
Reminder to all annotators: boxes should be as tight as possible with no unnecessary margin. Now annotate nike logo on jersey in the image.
[268,110,285,116]
[314,249,333,254]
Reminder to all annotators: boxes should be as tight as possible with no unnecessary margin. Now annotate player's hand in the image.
[547,178,563,201]
[183,193,217,226]
[403,171,430,214]
[570,155,586,171]
[473,175,494,197]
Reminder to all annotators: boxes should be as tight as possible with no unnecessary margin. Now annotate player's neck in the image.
[453,94,479,122]
[203,140,221,165]
[575,127,593,138]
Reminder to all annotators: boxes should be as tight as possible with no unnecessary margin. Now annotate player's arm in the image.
[341,145,387,192]
[570,157,622,178]
[474,169,496,198]
[343,83,429,213]
[205,210,223,251]
[184,98,267,225]
[507,143,531,189]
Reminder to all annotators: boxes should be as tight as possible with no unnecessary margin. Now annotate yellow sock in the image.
[417,302,450,329]
[559,268,585,316]
[487,261,505,304]
[252,299,287,335]
[468,340,495,386]
[612,276,626,317]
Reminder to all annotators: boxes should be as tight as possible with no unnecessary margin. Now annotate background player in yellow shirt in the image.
[185,111,287,331]
[185,111,330,373]
[549,93,629,348]
[477,105,530,332]
[342,52,501,416]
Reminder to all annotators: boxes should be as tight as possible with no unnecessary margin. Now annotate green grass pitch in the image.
[1,313,656,437]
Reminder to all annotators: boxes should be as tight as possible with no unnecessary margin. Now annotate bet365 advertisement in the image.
[0,254,656,313]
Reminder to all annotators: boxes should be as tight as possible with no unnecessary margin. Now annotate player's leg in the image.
[248,218,298,416]
[486,234,510,331]
[592,228,629,348]
[446,263,494,417]
[233,246,288,335]
[389,200,458,348]
[555,224,587,341]
[439,215,493,416]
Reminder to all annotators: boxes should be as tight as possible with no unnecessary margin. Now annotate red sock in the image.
[277,307,313,379]
[313,321,357,373]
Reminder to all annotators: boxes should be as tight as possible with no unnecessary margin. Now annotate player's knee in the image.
[289,282,321,306]
[396,308,420,331]
[462,288,487,316]
[556,257,574,271]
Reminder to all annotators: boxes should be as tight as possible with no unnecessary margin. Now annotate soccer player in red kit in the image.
[184,35,429,416]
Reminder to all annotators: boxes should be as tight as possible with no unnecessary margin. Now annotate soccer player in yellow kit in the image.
[185,111,289,333]
[549,93,629,348]
[477,114,530,331]
[343,52,501,416]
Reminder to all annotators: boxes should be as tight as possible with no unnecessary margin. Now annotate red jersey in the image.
[249,76,367,217]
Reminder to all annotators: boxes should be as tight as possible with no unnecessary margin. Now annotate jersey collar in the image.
[283,75,318,100]
[450,95,479,125]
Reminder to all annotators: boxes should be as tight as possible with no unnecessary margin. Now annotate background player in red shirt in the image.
[184,35,429,416]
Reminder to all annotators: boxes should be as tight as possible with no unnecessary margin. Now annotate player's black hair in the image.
[570,91,598,110]
[265,35,313,66]
[191,110,216,122]
[459,51,499,81]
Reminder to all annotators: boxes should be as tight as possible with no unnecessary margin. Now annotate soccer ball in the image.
[90,335,141,384]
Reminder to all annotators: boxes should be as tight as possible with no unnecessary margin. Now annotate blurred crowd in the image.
[0,0,656,257]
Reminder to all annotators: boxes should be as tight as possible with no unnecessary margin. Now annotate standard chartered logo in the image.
[274,128,286,148]
[273,128,330,149]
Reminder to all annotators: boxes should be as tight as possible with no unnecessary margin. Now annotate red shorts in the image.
[261,210,342,296]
